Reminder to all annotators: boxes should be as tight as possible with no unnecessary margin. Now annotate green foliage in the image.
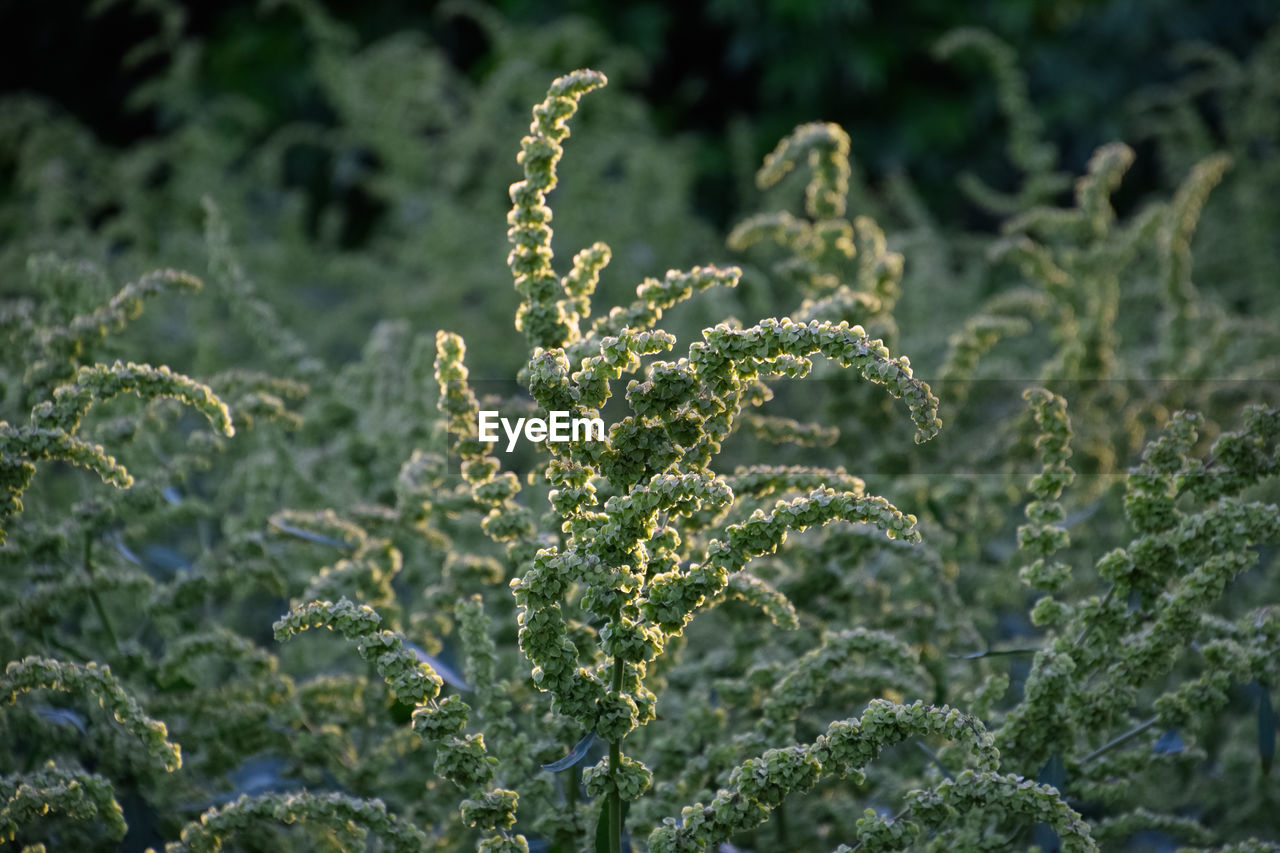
[933,28,1070,217]
[3,657,181,774]
[2,763,127,844]
[0,273,235,538]
[1,8,1279,853]
[161,791,431,853]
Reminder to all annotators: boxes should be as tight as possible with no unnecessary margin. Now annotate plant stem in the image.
[1079,715,1158,764]
[914,740,956,780]
[609,655,624,853]
[83,533,120,653]
[562,762,579,851]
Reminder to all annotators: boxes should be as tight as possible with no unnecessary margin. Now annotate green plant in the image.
[2,16,1280,853]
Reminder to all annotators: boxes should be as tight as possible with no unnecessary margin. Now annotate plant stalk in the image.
[1079,715,1158,764]
[609,655,624,853]
[83,533,120,653]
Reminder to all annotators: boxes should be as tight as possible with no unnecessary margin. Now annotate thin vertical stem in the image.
[83,533,120,653]
[561,762,580,850]
[609,655,625,853]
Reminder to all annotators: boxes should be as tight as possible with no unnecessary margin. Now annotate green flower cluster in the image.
[3,658,181,774]
[1,17,1278,852]
[2,355,233,538]
[161,791,429,853]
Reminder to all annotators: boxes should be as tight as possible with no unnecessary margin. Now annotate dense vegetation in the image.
[2,2,1278,851]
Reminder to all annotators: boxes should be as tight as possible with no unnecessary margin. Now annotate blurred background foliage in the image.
[3,0,1278,229]
[4,0,1278,381]
[2,1,1280,850]
[1,0,1276,595]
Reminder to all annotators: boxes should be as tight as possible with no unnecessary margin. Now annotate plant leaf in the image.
[1153,728,1185,755]
[35,705,88,734]
[269,518,352,548]
[112,536,143,565]
[593,797,629,853]
[542,731,595,772]
[594,798,610,853]
[950,647,1039,660]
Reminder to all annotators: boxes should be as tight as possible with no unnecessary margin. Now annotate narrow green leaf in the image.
[543,731,596,772]
[269,519,353,549]
[950,647,1040,660]
[593,798,628,853]
[594,798,610,853]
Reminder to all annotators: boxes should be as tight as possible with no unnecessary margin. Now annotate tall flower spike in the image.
[1018,388,1075,605]
[1,764,127,843]
[1159,152,1232,361]
[2,657,182,774]
[933,27,1070,215]
[162,791,430,853]
[0,359,233,541]
[31,361,234,438]
[273,599,442,706]
[508,69,608,350]
[755,122,851,221]
[648,700,1009,852]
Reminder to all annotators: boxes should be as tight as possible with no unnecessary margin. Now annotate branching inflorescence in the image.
[1,23,1278,853]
